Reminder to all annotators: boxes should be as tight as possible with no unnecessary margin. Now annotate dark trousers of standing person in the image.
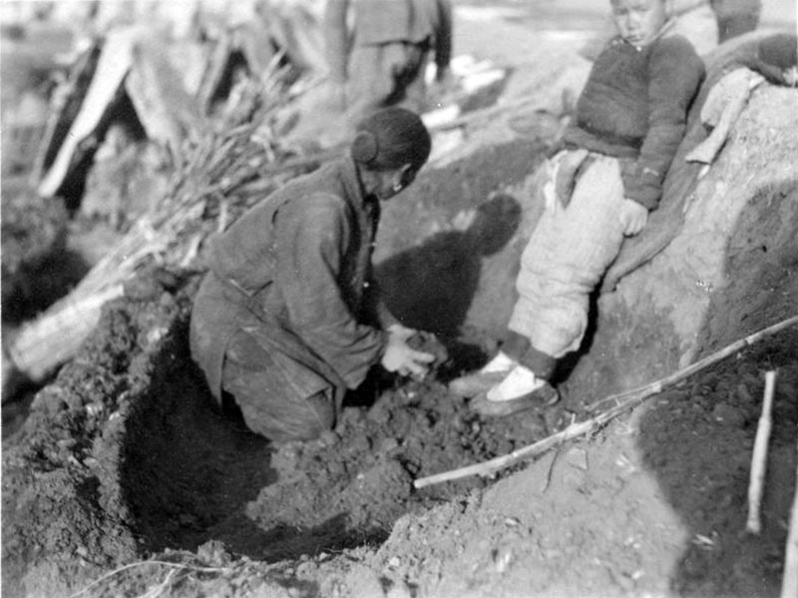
[348,40,430,117]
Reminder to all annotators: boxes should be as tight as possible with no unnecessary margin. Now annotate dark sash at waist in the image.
[576,120,644,151]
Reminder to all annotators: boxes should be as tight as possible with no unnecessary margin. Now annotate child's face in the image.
[611,0,668,47]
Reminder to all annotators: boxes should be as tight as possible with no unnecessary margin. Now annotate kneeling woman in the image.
[190,107,435,442]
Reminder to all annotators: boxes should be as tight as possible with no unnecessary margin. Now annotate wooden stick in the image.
[781,436,798,598]
[414,315,798,489]
[414,392,649,489]
[587,314,798,413]
[746,370,778,534]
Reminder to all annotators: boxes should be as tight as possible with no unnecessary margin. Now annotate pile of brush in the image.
[4,64,328,396]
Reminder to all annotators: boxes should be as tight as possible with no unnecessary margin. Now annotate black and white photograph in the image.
[2,1,797,596]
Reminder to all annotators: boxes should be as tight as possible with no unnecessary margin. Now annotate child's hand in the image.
[325,81,347,111]
[620,199,648,236]
[783,66,798,88]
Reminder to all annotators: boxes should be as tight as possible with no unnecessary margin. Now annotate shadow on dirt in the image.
[637,180,798,598]
[376,192,522,336]
[119,319,276,557]
[256,512,391,563]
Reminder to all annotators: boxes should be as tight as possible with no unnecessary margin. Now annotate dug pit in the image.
[1,135,561,598]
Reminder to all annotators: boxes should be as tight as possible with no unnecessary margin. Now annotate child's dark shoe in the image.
[470,382,559,418]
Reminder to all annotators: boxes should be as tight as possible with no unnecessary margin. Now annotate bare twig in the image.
[746,370,778,535]
[413,315,798,489]
[414,401,627,489]
[66,560,229,598]
[542,446,562,494]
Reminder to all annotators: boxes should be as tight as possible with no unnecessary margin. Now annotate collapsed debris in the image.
[6,70,307,390]
[1,2,330,398]
[33,4,326,205]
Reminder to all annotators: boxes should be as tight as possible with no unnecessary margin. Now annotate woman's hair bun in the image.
[351,130,379,164]
[351,107,431,171]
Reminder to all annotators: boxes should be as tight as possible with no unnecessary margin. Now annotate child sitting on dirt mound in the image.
[450,0,705,417]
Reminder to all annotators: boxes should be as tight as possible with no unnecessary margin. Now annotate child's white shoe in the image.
[486,365,543,402]
[448,351,516,397]
[470,365,559,418]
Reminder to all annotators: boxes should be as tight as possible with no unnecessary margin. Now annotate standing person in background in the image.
[450,0,705,417]
[190,107,435,443]
[323,0,453,119]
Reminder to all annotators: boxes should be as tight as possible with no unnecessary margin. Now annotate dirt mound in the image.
[2,270,186,598]
[358,82,798,598]
[369,327,798,598]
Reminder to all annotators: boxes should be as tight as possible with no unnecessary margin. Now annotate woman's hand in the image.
[381,325,435,378]
[619,199,648,236]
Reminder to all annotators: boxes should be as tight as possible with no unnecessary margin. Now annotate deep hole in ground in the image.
[118,313,554,562]
[1,136,562,598]
[114,139,556,561]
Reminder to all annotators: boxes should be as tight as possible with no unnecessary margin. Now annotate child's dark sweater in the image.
[564,33,705,210]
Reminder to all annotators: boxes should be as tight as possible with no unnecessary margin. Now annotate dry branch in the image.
[66,560,229,598]
[414,315,798,489]
[746,370,777,535]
